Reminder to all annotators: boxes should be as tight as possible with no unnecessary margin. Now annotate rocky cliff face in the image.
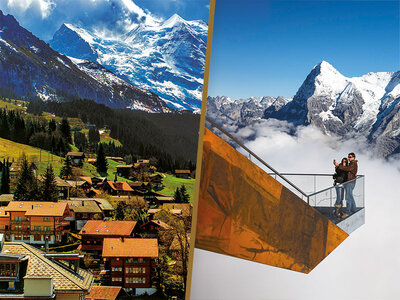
[209,61,400,157]
[50,13,207,111]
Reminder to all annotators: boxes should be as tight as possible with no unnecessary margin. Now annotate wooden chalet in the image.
[1,201,71,244]
[103,181,134,196]
[62,199,103,231]
[102,238,158,294]
[140,220,171,238]
[116,165,133,178]
[174,170,191,179]
[78,220,137,256]
[66,152,85,167]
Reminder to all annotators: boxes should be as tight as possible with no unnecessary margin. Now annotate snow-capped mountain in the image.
[209,61,400,157]
[49,13,208,111]
[0,10,171,112]
[207,95,290,128]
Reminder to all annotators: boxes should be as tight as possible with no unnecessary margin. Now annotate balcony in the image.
[10,220,30,225]
[267,173,365,234]
[197,118,366,273]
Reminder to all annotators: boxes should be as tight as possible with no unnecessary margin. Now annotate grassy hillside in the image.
[0,137,99,177]
[159,174,195,202]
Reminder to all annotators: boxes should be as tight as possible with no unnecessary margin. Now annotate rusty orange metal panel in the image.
[195,128,348,273]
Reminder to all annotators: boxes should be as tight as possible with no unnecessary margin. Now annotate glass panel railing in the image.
[206,117,365,216]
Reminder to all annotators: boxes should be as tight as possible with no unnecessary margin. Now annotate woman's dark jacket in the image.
[333,166,348,184]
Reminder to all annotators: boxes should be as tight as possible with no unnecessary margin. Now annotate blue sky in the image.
[208,0,400,99]
[0,0,210,41]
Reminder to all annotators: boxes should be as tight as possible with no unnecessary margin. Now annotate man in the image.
[334,152,358,218]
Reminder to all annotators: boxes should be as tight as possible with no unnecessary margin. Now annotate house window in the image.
[132,277,145,284]
[138,258,145,263]
[34,235,41,241]
[43,217,50,222]
[34,226,41,231]
[112,277,122,282]
[112,267,122,272]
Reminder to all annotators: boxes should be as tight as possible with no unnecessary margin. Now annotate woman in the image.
[333,157,348,218]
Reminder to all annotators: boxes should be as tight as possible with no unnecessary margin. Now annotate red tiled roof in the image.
[102,238,158,258]
[106,181,133,192]
[86,286,122,300]
[79,220,137,236]
[6,202,68,217]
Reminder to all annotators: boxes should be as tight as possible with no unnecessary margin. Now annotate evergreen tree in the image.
[174,187,182,203]
[48,119,57,133]
[60,118,72,143]
[41,165,58,201]
[179,184,190,203]
[14,155,40,201]
[88,127,100,145]
[60,158,73,180]
[96,143,108,174]
[115,201,125,220]
[1,159,10,194]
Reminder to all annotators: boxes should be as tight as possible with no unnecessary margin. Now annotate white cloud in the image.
[191,119,400,299]
[0,0,160,40]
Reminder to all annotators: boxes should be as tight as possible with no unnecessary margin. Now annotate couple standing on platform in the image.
[333,152,358,219]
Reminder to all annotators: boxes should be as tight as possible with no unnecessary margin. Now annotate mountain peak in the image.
[162,13,186,28]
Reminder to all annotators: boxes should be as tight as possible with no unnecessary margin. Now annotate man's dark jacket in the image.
[339,160,358,181]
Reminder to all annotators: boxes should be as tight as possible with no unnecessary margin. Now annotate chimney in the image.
[31,205,33,209]
[121,236,124,242]
[45,236,49,253]
[82,200,84,206]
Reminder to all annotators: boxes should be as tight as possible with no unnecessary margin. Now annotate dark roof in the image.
[62,200,102,214]
[66,152,85,157]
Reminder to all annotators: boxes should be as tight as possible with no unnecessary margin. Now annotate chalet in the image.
[140,220,171,238]
[106,157,125,164]
[128,182,151,193]
[2,201,71,244]
[62,199,103,231]
[54,177,71,199]
[66,152,85,167]
[91,198,115,218]
[174,170,191,179]
[154,196,175,206]
[116,165,133,178]
[66,180,92,194]
[80,176,93,186]
[103,181,134,196]
[102,238,158,295]
[147,174,163,187]
[86,286,127,300]
[0,236,94,299]
[79,220,137,256]
[162,203,193,218]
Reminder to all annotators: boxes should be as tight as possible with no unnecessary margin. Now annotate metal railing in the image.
[206,117,365,208]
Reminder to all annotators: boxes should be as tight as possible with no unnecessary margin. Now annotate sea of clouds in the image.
[191,119,400,299]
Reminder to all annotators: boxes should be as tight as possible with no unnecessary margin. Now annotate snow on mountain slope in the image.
[0,10,170,112]
[264,61,398,137]
[207,95,291,130]
[50,12,207,111]
[210,61,400,157]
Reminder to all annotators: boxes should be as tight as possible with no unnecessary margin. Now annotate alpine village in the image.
[0,97,196,300]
